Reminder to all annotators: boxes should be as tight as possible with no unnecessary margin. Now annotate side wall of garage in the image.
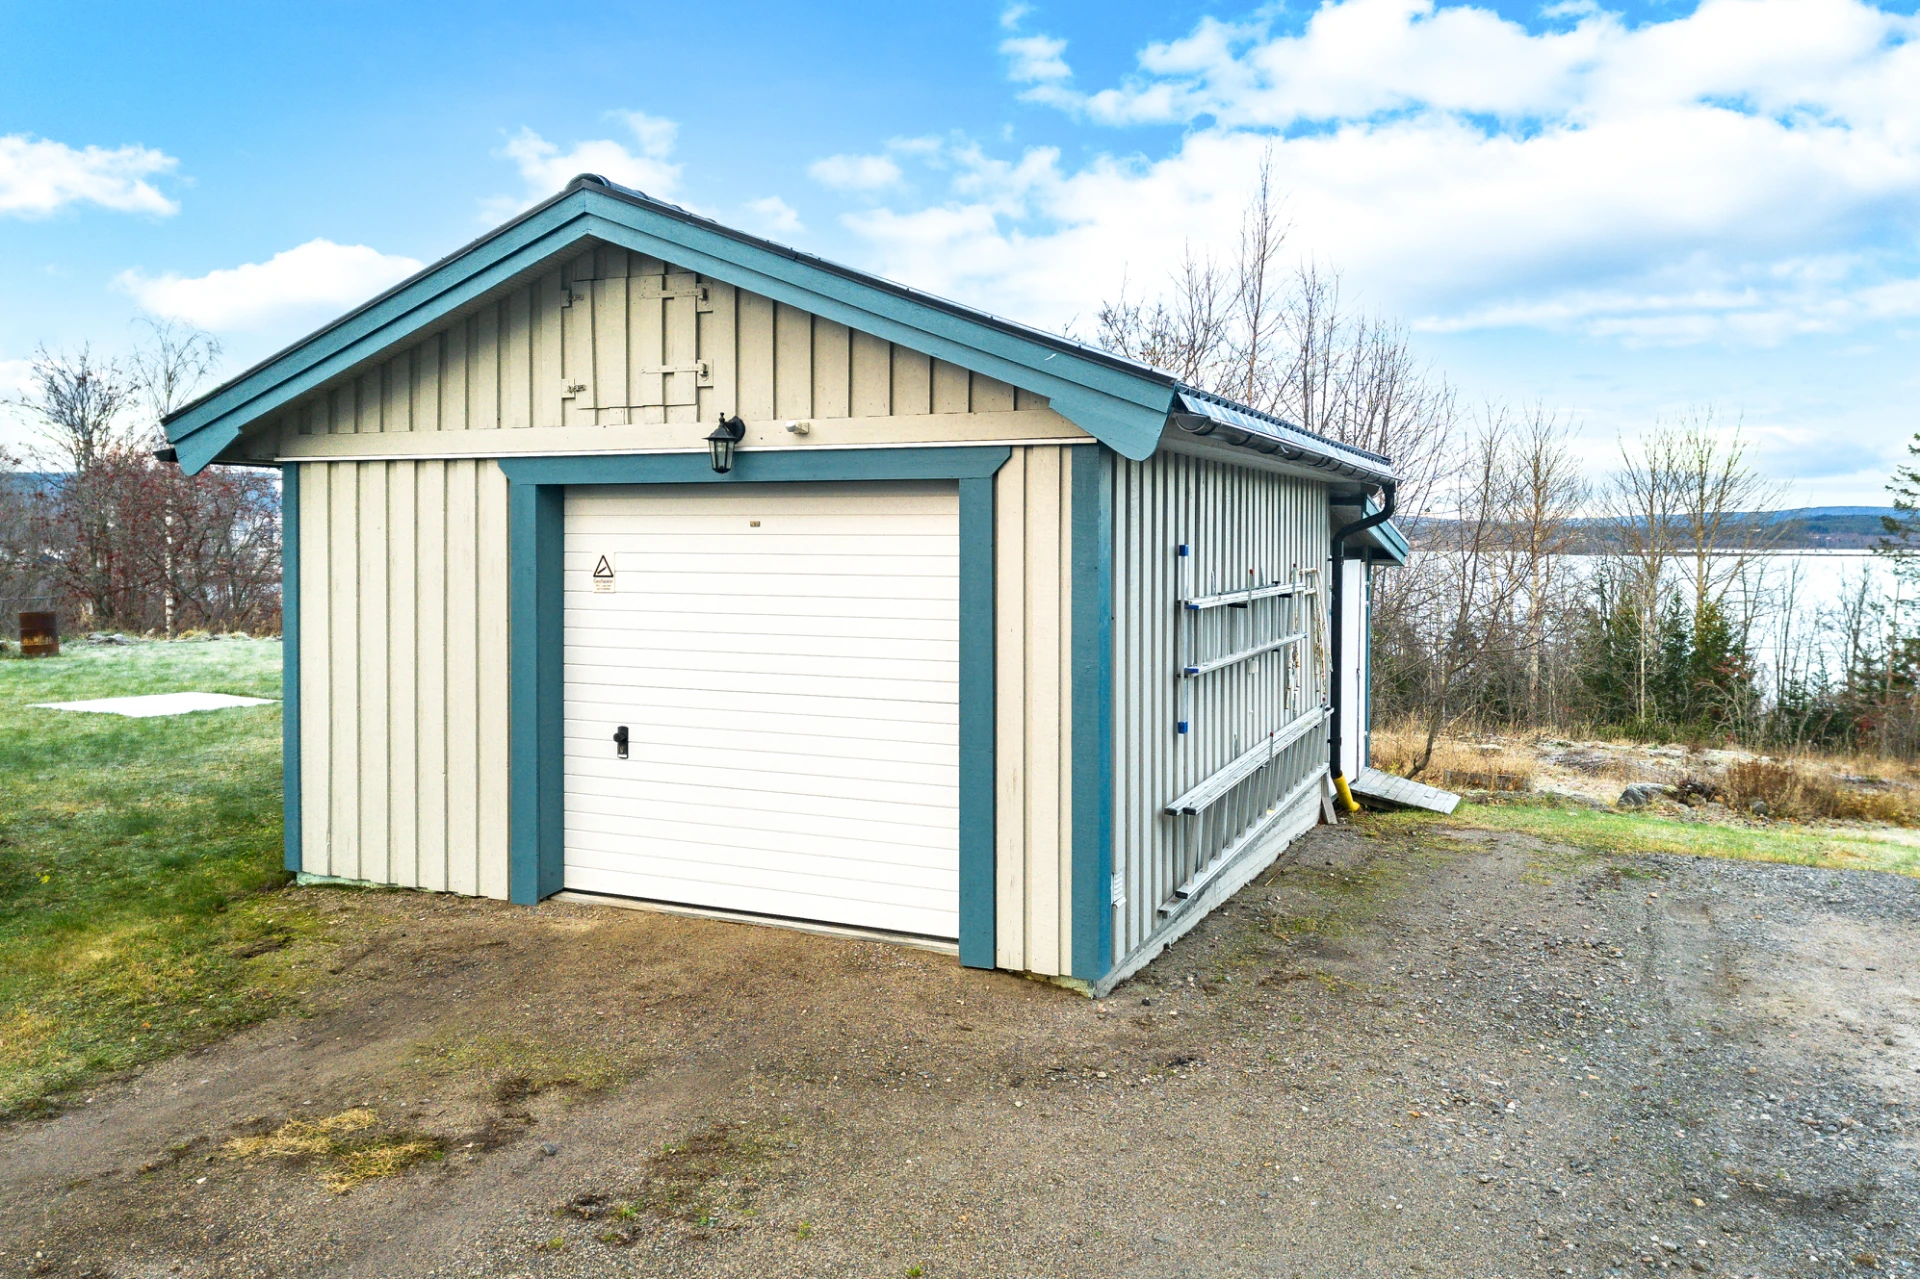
[1108,451,1331,968]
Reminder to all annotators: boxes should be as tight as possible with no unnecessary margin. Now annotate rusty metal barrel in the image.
[18,611,58,658]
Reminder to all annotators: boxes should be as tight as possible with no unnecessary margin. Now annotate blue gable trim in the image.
[164,180,1178,474]
[169,199,597,472]
[500,445,1009,962]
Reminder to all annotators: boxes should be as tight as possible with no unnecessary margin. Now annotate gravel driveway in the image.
[3,818,1915,1278]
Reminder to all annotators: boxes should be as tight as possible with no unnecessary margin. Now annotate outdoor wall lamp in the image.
[707,414,747,474]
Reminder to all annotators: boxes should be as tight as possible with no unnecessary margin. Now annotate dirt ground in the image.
[3,817,1917,1279]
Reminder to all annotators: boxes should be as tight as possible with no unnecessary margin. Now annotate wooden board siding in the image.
[296,458,512,895]
[993,445,1076,978]
[257,244,1073,462]
[293,442,1092,953]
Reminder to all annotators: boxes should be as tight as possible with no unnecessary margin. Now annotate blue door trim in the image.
[501,445,1009,969]
[281,464,302,874]
[1069,444,1115,981]
[507,480,567,906]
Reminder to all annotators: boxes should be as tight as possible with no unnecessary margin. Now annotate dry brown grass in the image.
[1369,724,1536,789]
[222,1108,375,1158]
[1376,717,1920,826]
[1720,760,1918,825]
[222,1107,443,1193]
[322,1139,444,1193]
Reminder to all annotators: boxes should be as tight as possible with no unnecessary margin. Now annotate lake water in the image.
[1407,549,1908,688]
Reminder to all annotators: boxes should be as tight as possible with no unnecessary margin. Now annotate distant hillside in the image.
[1762,507,1903,548]
[1402,507,1907,551]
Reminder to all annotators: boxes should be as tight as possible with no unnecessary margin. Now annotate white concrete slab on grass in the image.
[30,692,274,718]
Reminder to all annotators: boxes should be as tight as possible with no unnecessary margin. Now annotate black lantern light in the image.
[706,414,747,474]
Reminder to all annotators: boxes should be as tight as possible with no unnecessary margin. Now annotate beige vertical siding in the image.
[273,245,1044,444]
[296,459,512,896]
[992,444,1079,977]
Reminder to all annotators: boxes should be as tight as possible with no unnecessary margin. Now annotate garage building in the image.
[161,176,1406,996]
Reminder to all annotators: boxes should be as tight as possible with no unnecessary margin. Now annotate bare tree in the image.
[0,447,48,631]
[129,318,222,434]
[128,320,225,633]
[1094,156,1458,524]
[1606,427,1680,722]
[1096,251,1233,388]
[1667,410,1785,632]
[5,347,137,625]
[7,344,135,475]
[1399,410,1544,776]
[2,326,276,635]
[1500,407,1586,725]
[1230,144,1287,407]
[1604,411,1783,726]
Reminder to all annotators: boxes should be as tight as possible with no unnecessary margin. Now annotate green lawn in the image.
[0,639,327,1118]
[1373,793,1920,878]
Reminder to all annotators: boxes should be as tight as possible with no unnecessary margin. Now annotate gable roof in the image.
[162,175,1395,492]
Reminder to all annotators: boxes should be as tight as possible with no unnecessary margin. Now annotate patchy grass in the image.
[1367,796,1920,878]
[408,1028,630,1101]
[633,1120,781,1224]
[222,1106,444,1193]
[223,1107,377,1157]
[0,639,329,1118]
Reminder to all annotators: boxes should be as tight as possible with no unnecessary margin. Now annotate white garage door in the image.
[562,481,960,939]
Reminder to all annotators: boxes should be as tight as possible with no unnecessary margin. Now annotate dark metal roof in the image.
[1169,385,1396,487]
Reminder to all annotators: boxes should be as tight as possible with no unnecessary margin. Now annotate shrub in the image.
[1721,760,1914,824]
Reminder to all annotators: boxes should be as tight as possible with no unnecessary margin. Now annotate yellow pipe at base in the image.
[1333,773,1361,813]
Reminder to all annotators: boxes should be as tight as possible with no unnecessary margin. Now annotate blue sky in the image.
[4,0,1919,504]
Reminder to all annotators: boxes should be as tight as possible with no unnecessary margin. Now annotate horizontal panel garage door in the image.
[562,481,960,939]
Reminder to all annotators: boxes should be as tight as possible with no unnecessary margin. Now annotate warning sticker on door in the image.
[592,555,616,593]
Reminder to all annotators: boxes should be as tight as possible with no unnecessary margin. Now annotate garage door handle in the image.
[613,726,629,759]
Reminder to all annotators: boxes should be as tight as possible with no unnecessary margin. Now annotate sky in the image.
[3,0,1918,505]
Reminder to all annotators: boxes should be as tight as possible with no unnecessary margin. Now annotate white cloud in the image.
[808,152,904,191]
[745,195,804,235]
[0,134,179,218]
[118,240,424,333]
[1000,3,1031,31]
[1001,33,1073,84]
[834,0,1920,350]
[492,110,683,214]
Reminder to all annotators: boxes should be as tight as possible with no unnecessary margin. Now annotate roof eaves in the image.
[1169,385,1396,487]
[1332,495,1411,564]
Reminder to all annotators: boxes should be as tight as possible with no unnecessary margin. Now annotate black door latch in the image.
[613,725,629,759]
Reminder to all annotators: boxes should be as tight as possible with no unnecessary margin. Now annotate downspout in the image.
[1328,481,1396,812]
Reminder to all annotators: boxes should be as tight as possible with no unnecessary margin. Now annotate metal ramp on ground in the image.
[1350,767,1460,815]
